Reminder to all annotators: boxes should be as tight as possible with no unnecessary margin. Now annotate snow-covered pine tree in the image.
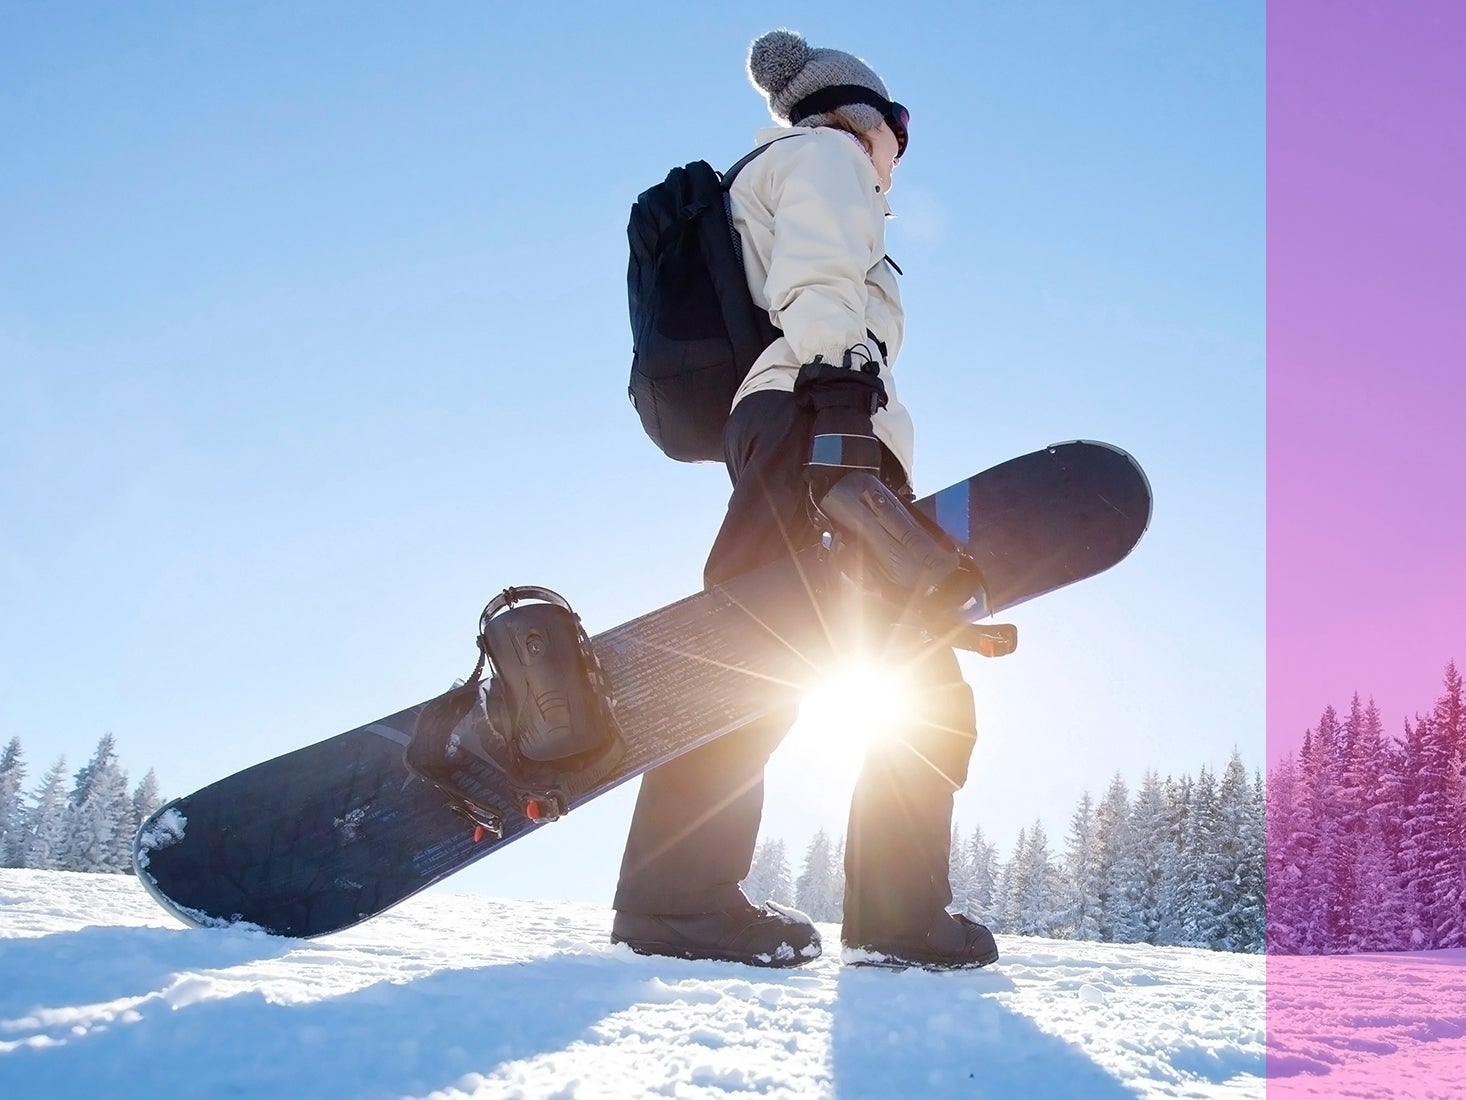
[1302,707,1355,952]
[17,757,69,870]
[1404,663,1466,949]
[1062,792,1103,941]
[1214,750,1263,952]
[995,826,1026,934]
[1093,774,1132,941]
[1338,695,1397,951]
[1243,769,1267,953]
[1361,700,1414,951]
[1006,820,1063,937]
[1175,766,1228,949]
[1337,695,1371,949]
[1115,771,1173,945]
[1311,706,1357,951]
[1396,711,1435,948]
[131,770,163,838]
[744,837,795,906]
[61,734,133,873]
[1444,727,1466,950]
[0,737,26,868]
[1428,663,1466,949]
[948,823,969,915]
[1156,774,1194,948]
[794,830,841,922]
[961,825,1000,928]
[1264,755,1306,952]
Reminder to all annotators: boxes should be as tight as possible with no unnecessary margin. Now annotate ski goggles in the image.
[788,84,910,160]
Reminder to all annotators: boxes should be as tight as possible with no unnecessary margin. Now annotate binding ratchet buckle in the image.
[814,472,1018,657]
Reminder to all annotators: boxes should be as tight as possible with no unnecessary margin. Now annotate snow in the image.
[0,869,1271,1098]
[1267,951,1466,1098]
[132,806,186,872]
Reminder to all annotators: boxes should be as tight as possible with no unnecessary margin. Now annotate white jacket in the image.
[726,125,915,482]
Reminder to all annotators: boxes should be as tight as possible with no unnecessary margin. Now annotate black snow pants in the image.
[612,390,979,943]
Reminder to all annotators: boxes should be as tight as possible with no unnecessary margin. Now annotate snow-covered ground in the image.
[2,869,1268,1098]
[1267,949,1466,1098]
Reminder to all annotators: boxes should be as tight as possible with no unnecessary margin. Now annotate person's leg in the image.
[612,712,790,915]
[842,643,998,967]
[611,391,823,965]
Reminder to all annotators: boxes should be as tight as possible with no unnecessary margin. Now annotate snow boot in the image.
[842,912,999,970]
[611,900,822,968]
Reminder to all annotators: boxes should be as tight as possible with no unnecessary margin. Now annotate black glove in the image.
[793,354,888,505]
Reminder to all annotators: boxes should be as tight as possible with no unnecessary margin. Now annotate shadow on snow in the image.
[0,928,656,1098]
[828,964,1138,1098]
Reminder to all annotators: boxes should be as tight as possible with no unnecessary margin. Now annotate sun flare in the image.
[791,662,914,758]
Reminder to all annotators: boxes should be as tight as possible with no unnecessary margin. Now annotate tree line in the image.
[0,734,162,873]
[1266,661,1466,955]
[744,748,1266,953]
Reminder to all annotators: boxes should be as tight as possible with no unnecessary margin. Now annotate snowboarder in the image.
[610,29,1000,970]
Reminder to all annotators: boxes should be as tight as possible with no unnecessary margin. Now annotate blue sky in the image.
[1,2,1263,903]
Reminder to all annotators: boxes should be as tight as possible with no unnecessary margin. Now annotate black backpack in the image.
[626,138,795,463]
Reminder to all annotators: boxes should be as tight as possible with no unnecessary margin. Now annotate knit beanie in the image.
[747,29,889,135]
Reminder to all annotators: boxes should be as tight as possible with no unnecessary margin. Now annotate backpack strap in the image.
[721,133,806,189]
[721,134,808,268]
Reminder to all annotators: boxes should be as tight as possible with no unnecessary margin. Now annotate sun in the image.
[788,660,915,762]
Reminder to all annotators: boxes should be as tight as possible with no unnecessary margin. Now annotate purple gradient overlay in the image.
[1269,1,1466,1093]
[1269,3,1466,756]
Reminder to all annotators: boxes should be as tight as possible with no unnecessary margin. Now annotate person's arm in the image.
[762,135,883,367]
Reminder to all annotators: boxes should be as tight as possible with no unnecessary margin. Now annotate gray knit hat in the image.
[747,28,889,135]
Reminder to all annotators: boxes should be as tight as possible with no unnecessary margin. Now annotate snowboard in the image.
[135,440,1151,937]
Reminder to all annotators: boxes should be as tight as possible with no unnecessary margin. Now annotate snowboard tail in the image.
[136,440,1151,937]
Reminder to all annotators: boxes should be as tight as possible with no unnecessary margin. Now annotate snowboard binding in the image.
[404,586,624,836]
[814,472,1017,658]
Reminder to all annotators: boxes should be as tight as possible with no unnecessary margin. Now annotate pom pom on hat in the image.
[748,29,814,100]
[747,28,889,133]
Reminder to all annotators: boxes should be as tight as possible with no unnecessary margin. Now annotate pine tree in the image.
[1177,766,1229,948]
[131,770,163,832]
[1062,793,1103,941]
[0,737,26,867]
[1396,712,1435,948]
[962,825,1000,927]
[1321,696,1369,950]
[1011,820,1062,937]
[1354,745,1413,954]
[61,734,132,873]
[1378,719,1417,948]
[1243,769,1268,953]
[1264,755,1300,952]
[1343,696,1410,951]
[1398,707,1453,950]
[1314,706,1359,951]
[1093,774,1132,940]
[18,757,69,870]
[1411,663,1466,948]
[744,837,795,906]
[995,826,1026,934]
[794,830,841,922]
[1156,774,1194,947]
[1214,750,1263,951]
[1117,771,1173,945]
[948,823,970,915]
